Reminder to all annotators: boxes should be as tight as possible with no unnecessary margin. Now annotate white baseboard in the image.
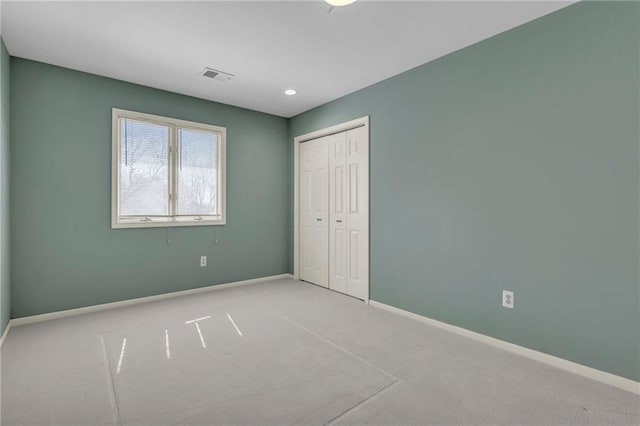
[369,300,640,395]
[10,273,293,328]
[0,320,12,350]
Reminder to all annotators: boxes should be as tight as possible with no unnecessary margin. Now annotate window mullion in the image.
[217,131,222,217]
[169,125,178,218]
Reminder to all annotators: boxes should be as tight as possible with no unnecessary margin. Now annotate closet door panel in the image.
[345,127,369,300]
[313,138,329,287]
[300,137,329,288]
[329,132,347,294]
[299,142,315,283]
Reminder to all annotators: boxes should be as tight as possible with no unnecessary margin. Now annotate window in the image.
[112,109,226,228]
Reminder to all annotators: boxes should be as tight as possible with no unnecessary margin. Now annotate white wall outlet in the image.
[502,290,514,309]
[200,256,207,267]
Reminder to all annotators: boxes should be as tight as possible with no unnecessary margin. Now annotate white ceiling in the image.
[1,1,573,118]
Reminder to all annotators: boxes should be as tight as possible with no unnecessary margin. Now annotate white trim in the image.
[10,274,292,327]
[295,116,370,144]
[293,116,370,302]
[0,320,13,350]
[369,300,640,395]
[111,108,227,229]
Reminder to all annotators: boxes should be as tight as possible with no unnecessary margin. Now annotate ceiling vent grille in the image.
[201,68,233,82]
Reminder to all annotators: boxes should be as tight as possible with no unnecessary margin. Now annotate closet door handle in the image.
[336,220,343,223]
[316,218,322,221]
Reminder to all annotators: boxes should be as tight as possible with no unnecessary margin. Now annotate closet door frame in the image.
[293,116,370,302]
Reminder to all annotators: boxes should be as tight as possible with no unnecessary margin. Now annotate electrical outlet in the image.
[502,290,514,309]
[200,256,207,267]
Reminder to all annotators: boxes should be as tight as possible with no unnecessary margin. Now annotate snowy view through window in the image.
[177,128,218,216]
[119,118,218,217]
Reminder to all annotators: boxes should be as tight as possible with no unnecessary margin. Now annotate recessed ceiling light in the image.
[324,0,357,6]
[285,89,297,96]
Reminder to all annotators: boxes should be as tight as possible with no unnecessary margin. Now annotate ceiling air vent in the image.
[201,67,234,82]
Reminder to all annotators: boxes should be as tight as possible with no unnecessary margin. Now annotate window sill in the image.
[112,217,226,229]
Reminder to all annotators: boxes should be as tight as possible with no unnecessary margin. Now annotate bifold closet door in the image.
[300,137,329,288]
[328,132,347,294]
[329,126,369,300]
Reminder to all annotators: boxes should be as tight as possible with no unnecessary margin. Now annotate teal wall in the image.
[0,39,10,335]
[290,2,640,381]
[10,59,289,317]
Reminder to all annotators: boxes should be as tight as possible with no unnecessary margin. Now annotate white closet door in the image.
[345,126,369,300]
[300,137,329,287]
[329,132,347,294]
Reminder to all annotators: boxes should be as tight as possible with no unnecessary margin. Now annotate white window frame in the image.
[111,108,226,229]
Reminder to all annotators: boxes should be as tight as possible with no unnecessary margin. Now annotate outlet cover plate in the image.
[502,290,514,309]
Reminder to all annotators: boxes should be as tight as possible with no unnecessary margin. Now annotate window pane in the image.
[177,128,218,216]
[119,118,169,216]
